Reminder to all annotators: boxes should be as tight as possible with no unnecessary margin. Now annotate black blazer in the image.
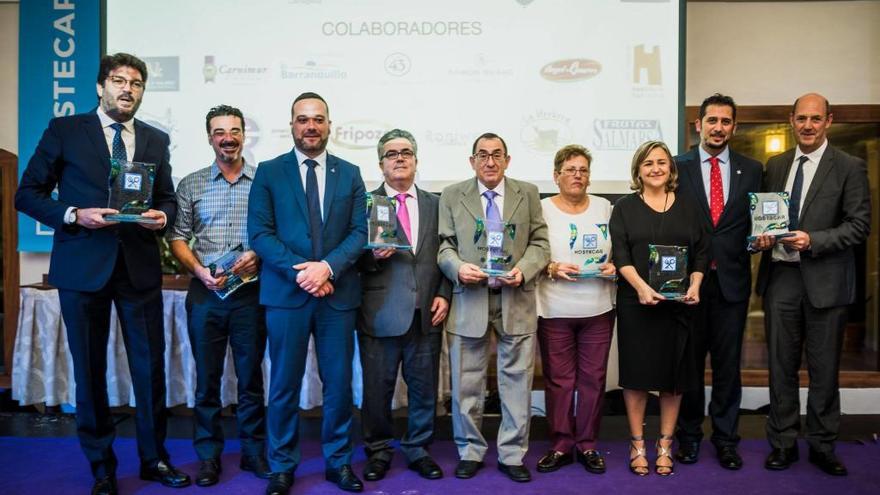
[357,185,452,336]
[15,111,176,292]
[755,145,871,308]
[675,147,763,302]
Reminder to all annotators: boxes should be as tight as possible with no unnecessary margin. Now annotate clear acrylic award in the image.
[105,159,160,224]
[567,222,616,280]
[478,218,516,277]
[208,244,258,300]
[747,192,796,241]
[365,193,411,250]
[648,244,688,300]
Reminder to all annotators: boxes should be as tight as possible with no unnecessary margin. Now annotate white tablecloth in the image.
[12,287,450,409]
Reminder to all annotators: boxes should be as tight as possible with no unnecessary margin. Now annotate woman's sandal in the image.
[655,435,675,476]
[629,436,649,476]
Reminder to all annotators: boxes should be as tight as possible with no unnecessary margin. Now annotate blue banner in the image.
[18,0,101,252]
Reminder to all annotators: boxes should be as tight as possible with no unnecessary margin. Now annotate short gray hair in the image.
[377,128,418,161]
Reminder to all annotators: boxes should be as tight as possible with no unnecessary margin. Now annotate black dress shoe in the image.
[91,475,118,495]
[717,445,743,470]
[195,459,221,487]
[265,472,294,495]
[765,447,799,471]
[362,457,390,481]
[409,456,443,479]
[675,441,700,464]
[454,460,484,479]
[139,460,192,488]
[325,465,364,492]
[498,462,531,482]
[577,450,606,474]
[241,454,272,479]
[536,450,573,473]
[809,450,848,476]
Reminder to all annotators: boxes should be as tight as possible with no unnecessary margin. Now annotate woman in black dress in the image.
[609,141,708,476]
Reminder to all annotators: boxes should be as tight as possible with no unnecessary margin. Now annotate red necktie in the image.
[709,156,723,227]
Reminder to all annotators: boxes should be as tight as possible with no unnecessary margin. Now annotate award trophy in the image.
[747,192,796,241]
[364,193,411,250]
[208,244,258,300]
[567,222,616,280]
[478,218,516,278]
[105,159,160,223]
[648,244,688,301]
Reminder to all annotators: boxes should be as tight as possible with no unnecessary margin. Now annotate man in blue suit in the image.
[15,53,189,495]
[248,92,367,495]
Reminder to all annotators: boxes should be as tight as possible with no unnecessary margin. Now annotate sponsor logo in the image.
[322,20,482,36]
[384,53,411,77]
[331,120,392,150]
[423,129,473,147]
[520,110,573,153]
[540,58,601,82]
[631,44,663,97]
[448,53,514,79]
[592,119,663,151]
[143,56,179,92]
[203,55,269,84]
[516,0,536,5]
[203,56,217,83]
[280,60,348,80]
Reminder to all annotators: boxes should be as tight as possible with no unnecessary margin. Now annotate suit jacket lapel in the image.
[683,150,711,222]
[415,186,434,256]
[502,178,524,222]
[84,112,111,164]
[322,155,339,227]
[132,119,149,162]
[800,146,836,220]
[461,178,484,221]
[717,152,744,226]
[281,150,308,220]
[773,149,796,191]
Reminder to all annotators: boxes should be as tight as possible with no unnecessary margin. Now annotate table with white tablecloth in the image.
[12,287,450,410]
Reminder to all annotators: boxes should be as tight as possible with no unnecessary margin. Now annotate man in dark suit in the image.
[248,92,367,495]
[754,93,870,476]
[674,94,762,470]
[15,53,189,494]
[357,129,451,483]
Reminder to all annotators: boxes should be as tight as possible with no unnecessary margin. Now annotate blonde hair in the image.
[553,144,592,174]
[629,140,677,193]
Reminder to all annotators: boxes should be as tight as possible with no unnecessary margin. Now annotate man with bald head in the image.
[753,93,870,476]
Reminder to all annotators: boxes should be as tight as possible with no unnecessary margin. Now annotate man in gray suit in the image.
[357,129,451,483]
[438,132,550,483]
[753,93,870,476]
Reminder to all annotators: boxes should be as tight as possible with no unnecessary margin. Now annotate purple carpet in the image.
[1,437,878,494]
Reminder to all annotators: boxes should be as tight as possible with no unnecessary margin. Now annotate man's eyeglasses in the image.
[211,129,243,138]
[383,149,415,160]
[473,151,506,164]
[107,76,145,91]
[559,167,590,177]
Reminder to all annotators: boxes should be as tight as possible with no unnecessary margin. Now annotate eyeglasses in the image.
[383,149,415,160]
[559,167,590,177]
[211,129,243,138]
[107,75,145,91]
[473,151,506,164]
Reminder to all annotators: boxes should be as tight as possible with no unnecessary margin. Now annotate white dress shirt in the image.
[384,182,419,251]
[772,139,829,262]
[97,107,136,160]
[294,148,328,217]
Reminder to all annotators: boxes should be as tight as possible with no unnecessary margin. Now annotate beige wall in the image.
[4,1,880,283]
[686,1,880,105]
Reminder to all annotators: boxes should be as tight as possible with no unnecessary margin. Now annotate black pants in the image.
[677,270,748,448]
[58,251,168,478]
[186,280,267,460]
[763,263,846,453]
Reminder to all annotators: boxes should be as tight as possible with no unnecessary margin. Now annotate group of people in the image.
[14,53,870,495]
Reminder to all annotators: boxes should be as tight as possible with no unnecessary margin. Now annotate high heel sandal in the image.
[655,435,675,476]
[629,436,649,476]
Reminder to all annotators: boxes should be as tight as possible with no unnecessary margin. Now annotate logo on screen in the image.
[593,120,663,151]
[540,59,601,82]
[520,110,573,153]
[632,45,662,85]
[280,60,348,80]
[143,57,179,92]
[385,53,411,77]
[332,120,392,150]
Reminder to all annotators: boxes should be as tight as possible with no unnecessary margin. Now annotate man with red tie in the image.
[673,94,762,470]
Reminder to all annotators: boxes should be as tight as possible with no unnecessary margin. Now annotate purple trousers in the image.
[538,310,615,452]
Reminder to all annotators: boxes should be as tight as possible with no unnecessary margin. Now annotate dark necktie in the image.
[304,159,323,258]
[788,155,809,231]
[110,122,127,161]
[708,156,723,227]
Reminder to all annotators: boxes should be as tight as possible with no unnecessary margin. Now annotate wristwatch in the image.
[64,208,78,225]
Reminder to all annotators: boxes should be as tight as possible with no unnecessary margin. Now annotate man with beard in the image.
[169,105,269,487]
[754,93,870,476]
[673,94,762,470]
[248,92,367,495]
[16,53,188,494]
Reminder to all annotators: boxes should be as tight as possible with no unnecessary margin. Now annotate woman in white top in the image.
[535,144,616,476]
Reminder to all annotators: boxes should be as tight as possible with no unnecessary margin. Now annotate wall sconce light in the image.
[765,134,785,153]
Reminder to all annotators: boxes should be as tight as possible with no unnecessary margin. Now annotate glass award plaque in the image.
[208,244,258,300]
[364,193,411,250]
[648,244,688,300]
[105,159,160,223]
[747,192,796,241]
[478,218,516,278]
[567,222,616,280]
